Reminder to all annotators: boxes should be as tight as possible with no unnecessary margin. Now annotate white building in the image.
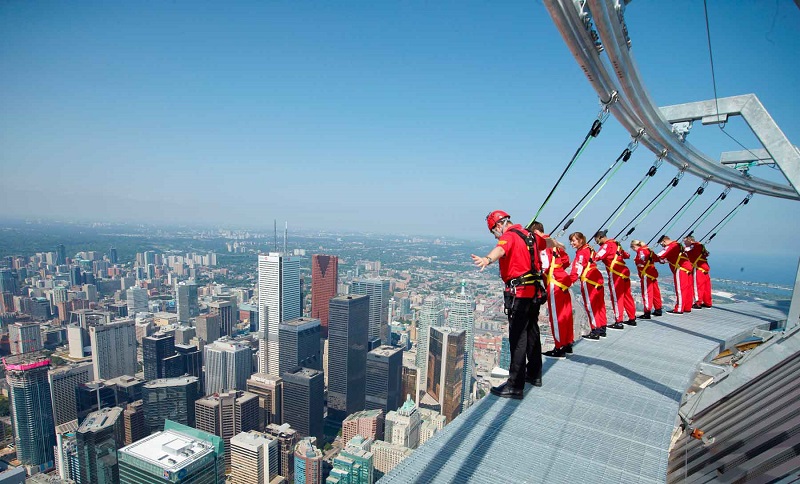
[90,319,137,380]
[9,322,43,355]
[125,287,148,316]
[257,253,301,376]
[350,279,390,345]
[384,395,421,449]
[372,440,414,477]
[230,431,278,484]
[446,280,476,412]
[415,295,444,395]
[204,337,253,395]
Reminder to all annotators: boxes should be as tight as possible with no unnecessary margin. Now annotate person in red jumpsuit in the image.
[656,235,694,313]
[630,239,663,319]
[530,222,574,359]
[593,231,636,328]
[683,235,712,308]
[568,232,607,340]
[472,211,550,399]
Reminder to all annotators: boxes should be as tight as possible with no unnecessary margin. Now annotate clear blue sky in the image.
[1,1,799,255]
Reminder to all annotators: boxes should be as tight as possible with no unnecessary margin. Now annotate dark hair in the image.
[593,230,607,241]
[658,235,669,244]
[529,221,544,233]
[569,232,586,244]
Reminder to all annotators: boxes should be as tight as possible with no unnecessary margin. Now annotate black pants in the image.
[505,293,542,390]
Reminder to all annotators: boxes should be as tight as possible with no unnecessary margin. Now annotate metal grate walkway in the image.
[379,300,789,483]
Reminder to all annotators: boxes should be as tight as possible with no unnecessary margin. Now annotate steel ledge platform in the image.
[379,300,789,483]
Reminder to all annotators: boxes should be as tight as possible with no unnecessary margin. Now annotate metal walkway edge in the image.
[379,300,789,483]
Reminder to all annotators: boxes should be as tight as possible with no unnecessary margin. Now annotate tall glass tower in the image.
[257,253,301,376]
[327,295,369,424]
[311,254,338,338]
[446,280,476,412]
[415,295,444,399]
[350,279,390,345]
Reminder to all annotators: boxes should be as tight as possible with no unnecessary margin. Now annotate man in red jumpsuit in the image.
[593,231,636,328]
[630,240,663,319]
[530,222,574,359]
[683,235,712,308]
[657,235,694,313]
[569,232,607,340]
[472,211,550,399]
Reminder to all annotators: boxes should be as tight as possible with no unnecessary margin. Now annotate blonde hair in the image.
[630,239,644,249]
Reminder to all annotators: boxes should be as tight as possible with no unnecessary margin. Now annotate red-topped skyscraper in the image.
[311,254,338,338]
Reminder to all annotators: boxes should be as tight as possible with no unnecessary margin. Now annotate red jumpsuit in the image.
[569,244,607,330]
[685,242,712,307]
[657,242,694,313]
[633,246,663,313]
[543,244,574,350]
[595,239,636,322]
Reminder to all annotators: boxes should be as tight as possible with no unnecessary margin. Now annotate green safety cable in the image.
[615,169,684,240]
[595,153,665,235]
[678,187,730,239]
[647,180,709,246]
[700,193,753,244]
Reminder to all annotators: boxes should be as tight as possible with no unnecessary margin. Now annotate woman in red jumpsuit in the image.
[683,235,712,308]
[593,231,636,328]
[569,232,607,341]
[531,223,574,358]
[630,240,663,319]
[657,235,694,313]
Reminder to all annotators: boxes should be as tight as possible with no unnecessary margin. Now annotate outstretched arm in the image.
[471,246,506,271]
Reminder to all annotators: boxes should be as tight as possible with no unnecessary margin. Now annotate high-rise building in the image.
[118,420,224,484]
[165,343,203,381]
[76,407,124,484]
[499,336,511,370]
[90,319,137,381]
[279,317,322,377]
[106,375,145,405]
[366,346,403,413]
[294,437,323,484]
[70,266,83,287]
[328,295,368,424]
[195,391,259,471]
[5,353,57,474]
[230,431,278,484]
[175,281,199,323]
[56,420,80,482]
[311,254,338,338]
[329,436,374,484]
[208,299,236,337]
[425,326,465,423]
[0,268,18,295]
[342,409,384,445]
[125,287,148,316]
[350,279,390,345]
[264,423,297,481]
[371,440,413,479]
[384,395,421,449]
[9,322,43,355]
[123,401,148,446]
[49,362,93,427]
[142,332,175,381]
[446,281,476,412]
[257,253,301,375]
[108,247,118,265]
[282,368,324,445]
[75,380,117,424]
[401,365,418,406]
[246,373,283,430]
[195,313,221,344]
[415,295,444,398]
[204,337,252,395]
[142,376,199,431]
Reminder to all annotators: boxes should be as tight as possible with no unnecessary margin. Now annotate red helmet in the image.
[486,210,510,232]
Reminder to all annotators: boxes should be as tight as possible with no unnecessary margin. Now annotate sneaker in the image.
[564,344,574,354]
[491,383,524,399]
[543,347,567,359]
[608,322,625,330]
[652,309,663,316]
[625,319,637,326]
[692,303,703,310]
[639,312,651,319]
[596,327,607,337]
[583,332,600,341]
[666,310,683,314]
[701,304,712,308]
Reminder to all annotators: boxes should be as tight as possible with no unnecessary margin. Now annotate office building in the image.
[76,407,124,484]
[123,401,148,446]
[425,327,465,423]
[9,322,43,355]
[372,440,413,479]
[208,299,236,337]
[328,436,373,484]
[175,281,198,323]
[279,317,322,377]
[195,313,221,344]
[75,380,117,424]
[384,395,421,449]
[118,420,224,484]
[195,391,258,471]
[415,295,444,398]
[294,437,323,484]
[257,253,301,375]
[264,423,297,481]
[142,376,199,431]
[327,295,368,423]
[49,362,93,426]
[106,375,145,405]
[499,336,511,370]
[108,247,118,264]
[401,365,418,406]
[0,268,17,295]
[366,346,402,413]
[342,409,384,445]
[142,332,175,381]
[446,281,476,412]
[282,368,324,444]
[165,344,202,381]
[56,420,80,482]
[174,325,196,345]
[125,287,148,316]
[350,279,390,345]
[5,353,57,474]
[246,373,283,429]
[230,431,278,484]
[204,337,252,395]
[90,319,137,380]
[311,254,338,338]
[419,412,446,446]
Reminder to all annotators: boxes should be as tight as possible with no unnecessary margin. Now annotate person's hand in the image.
[471,254,490,271]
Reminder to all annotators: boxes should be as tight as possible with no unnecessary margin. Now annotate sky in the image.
[1,1,799,258]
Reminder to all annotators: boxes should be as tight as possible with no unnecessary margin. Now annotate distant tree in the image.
[324,442,332,452]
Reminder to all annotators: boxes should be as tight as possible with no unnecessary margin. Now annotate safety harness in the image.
[506,228,545,288]
[639,248,658,280]
[578,246,603,289]
[546,249,571,292]
[688,245,710,274]
[605,240,630,280]
[668,243,692,273]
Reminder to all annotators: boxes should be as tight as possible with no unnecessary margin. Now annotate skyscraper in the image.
[257,253,301,376]
[76,407,124,484]
[9,322,43,355]
[90,319,137,380]
[142,376,199,431]
[230,431,278,484]
[49,362,93,426]
[415,295,444,398]
[350,279,390,345]
[142,332,175,381]
[247,373,283,430]
[196,313,221,344]
[56,244,67,265]
[282,368,324,445]
[194,391,259,471]
[123,401,148,446]
[401,365,418,406]
[108,247,118,265]
[425,326,465,423]
[175,281,199,323]
[264,423,297,481]
[0,268,18,295]
[5,353,57,473]
[446,281,476,412]
[365,346,403,414]
[75,380,117,424]
[311,254,338,338]
[279,317,322,377]
[328,295,369,424]
[204,337,252,395]
[125,287,148,316]
[208,299,235,337]
[294,437,323,484]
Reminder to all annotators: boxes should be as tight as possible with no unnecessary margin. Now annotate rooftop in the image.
[369,345,403,357]
[119,428,215,471]
[78,407,122,433]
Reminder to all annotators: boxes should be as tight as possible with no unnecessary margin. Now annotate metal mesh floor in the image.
[379,300,788,483]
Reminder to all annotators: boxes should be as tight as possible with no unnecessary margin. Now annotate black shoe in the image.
[525,376,542,387]
[543,347,567,359]
[701,304,712,308]
[491,383,524,399]
[666,310,683,314]
[583,332,600,341]
[625,319,637,326]
[564,344,573,354]
[608,322,625,330]
[692,303,703,310]
[597,328,607,337]
[639,312,651,319]
[652,309,663,316]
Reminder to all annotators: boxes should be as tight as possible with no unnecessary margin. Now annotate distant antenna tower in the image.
[461,279,467,296]
[284,222,288,255]
[274,220,277,253]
